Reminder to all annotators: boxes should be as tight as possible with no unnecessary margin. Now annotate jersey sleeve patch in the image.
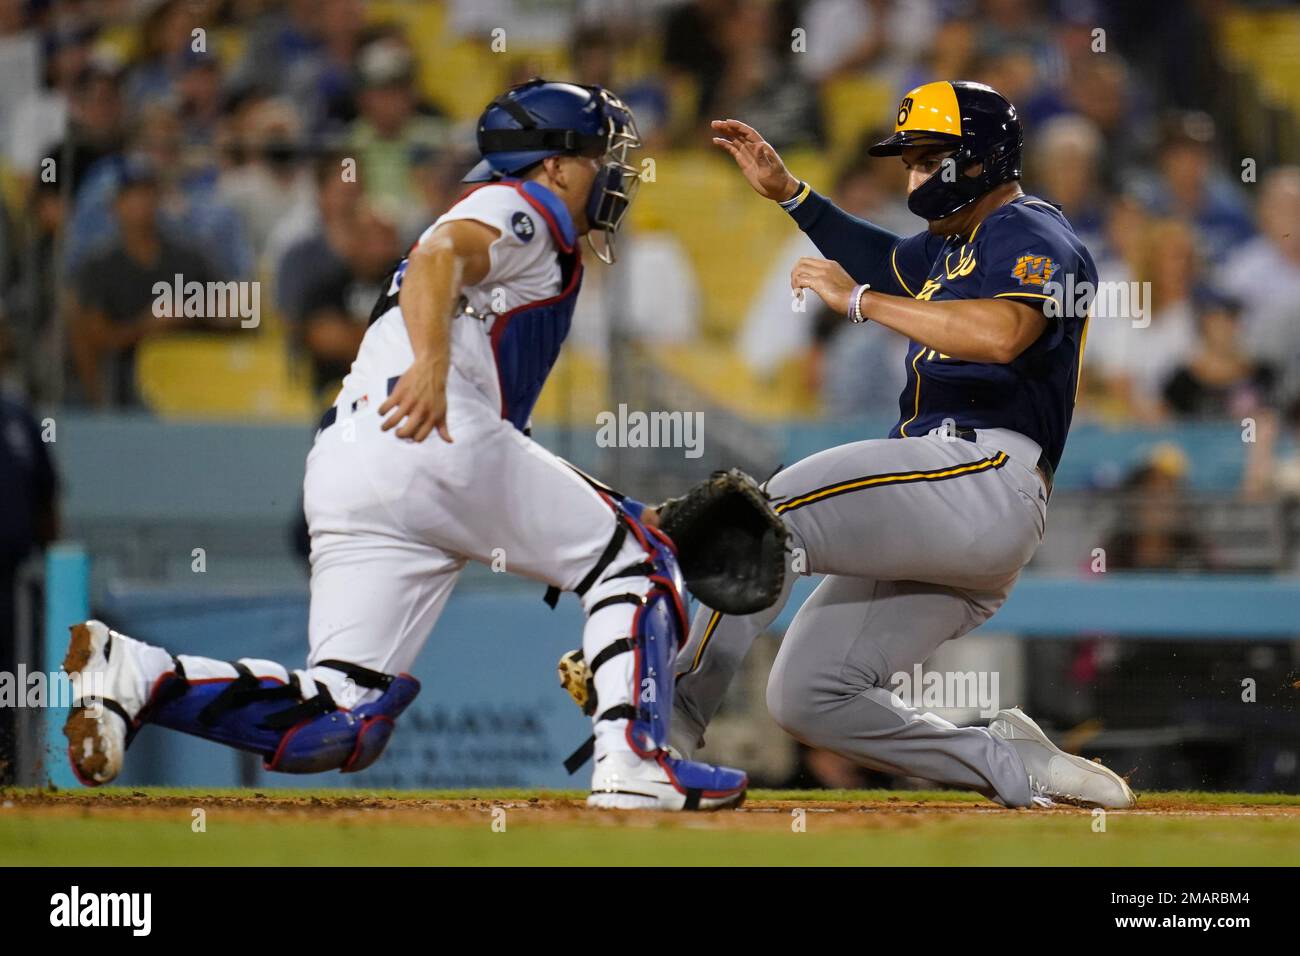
[510,210,536,243]
[1010,254,1058,288]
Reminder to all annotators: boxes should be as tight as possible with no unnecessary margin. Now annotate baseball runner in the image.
[586,81,1134,808]
[60,79,748,811]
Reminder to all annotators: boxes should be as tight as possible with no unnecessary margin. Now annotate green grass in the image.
[14,786,1300,805]
[2,788,1298,866]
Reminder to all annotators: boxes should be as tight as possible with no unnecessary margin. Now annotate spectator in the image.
[1129,111,1254,265]
[229,0,321,101]
[1163,291,1275,420]
[346,36,451,232]
[1216,167,1300,391]
[694,0,824,151]
[68,158,221,408]
[566,221,702,357]
[291,0,368,134]
[799,0,939,87]
[175,51,225,148]
[1028,114,1106,252]
[218,98,314,265]
[6,177,66,399]
[406,147,474,247]
[293,199,400,396]
[901,18,975,96]
[6,26,97,179]
[1086,218,1200,421]
[571,25,671,150]
[738,142,911,413]
[273,152,364,323]
[794,0,887,85]
[1104,443,1211,571]
[125,0,201,110]
[0,326,58,784]
[66,103,254,277]
[29,58,125,192]
[0,0,42,143]
[1062,55,1149,187]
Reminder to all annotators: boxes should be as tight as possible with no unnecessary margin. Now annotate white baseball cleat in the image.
[62,620,153,786]
[989,707,1136,809]
[588,750,747,811]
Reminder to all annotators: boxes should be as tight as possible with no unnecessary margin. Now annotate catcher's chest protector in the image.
[370,179,584,432]
[482,180,584,430]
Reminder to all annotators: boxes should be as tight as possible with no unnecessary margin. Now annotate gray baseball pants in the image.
[672,428,1049,806]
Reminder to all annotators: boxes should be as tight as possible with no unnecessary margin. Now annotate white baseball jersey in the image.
[341,182,569,419]
[300,180,640,718]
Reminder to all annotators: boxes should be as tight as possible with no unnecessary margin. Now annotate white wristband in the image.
[848,284,871,323]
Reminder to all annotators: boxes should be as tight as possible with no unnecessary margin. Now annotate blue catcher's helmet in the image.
[464,78,641,262]
[869,80,1022,222]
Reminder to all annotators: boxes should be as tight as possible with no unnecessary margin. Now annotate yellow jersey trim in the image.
[890,244,915,297]
[994,291,1055,301]
[898,347,925,437]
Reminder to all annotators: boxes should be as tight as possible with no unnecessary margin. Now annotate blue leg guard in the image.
[145,658,419,774]
[562,510,689,772]
[620,518,687,758]
[568,510,749,806]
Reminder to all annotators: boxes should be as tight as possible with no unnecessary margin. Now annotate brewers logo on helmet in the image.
[869,80,1023,222]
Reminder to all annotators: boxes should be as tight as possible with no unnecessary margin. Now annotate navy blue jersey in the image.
[791,191,1095,471]
[880,197,1095,469]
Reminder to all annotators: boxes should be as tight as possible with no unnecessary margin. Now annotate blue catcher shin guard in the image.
[621,520,686,758]
[144,658,419,774]
[562,511,688,772]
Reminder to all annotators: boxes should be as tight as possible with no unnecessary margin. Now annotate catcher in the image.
[564,82,1135,809]
[60,80,748,811]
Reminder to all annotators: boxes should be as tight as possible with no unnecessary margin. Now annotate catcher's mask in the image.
[869,80,1023,222]
[464,78,642,264]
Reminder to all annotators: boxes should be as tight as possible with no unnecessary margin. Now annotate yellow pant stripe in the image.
[681,451,1009,677]
[683,609,723,677]
[775,451,1009,515]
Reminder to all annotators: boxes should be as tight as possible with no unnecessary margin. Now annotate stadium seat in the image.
[135,330,315,420]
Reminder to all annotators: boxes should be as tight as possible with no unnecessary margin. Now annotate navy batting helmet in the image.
[869,80,1023,222]
[464,78,641,262]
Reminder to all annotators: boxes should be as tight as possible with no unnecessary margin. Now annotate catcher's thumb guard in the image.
[656,468,789,616]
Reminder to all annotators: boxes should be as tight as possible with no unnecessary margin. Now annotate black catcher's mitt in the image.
[656,468,788,615]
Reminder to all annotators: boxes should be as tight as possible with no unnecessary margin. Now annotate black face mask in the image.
[907,152,995,222]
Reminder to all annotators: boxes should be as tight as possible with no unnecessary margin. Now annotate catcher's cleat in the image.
[989,707,1136,809]
[587,750,747,811]
[557,648,594,715]
[62,620,153,786]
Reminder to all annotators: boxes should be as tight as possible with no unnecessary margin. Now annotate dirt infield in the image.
[6,788,1300,828]
[4,788,1298,865]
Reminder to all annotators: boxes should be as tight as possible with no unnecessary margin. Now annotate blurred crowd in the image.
[0,0,1295,791]
[0,0,1293,437]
